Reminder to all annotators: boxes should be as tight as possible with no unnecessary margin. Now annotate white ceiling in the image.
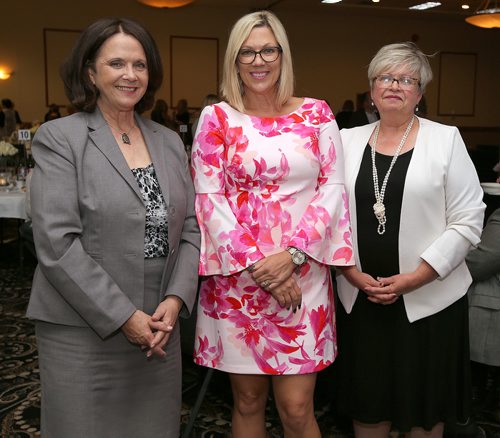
[194,0,486,19]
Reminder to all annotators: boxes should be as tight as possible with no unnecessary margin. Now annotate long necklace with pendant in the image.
[107,123,136,145]
[371,116,415,235]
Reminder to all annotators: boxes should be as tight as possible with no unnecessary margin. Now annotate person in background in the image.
[27,17,200,437]
[0,103,4,134]
[467,195,500,428]
[494,161,500,183]
[336,42,485,437]
[174,98,192,146]
[348,91,378,128]
[151,98,175,130]
[44,103,62,122]
[191,93,220,138]
[191,10,353,438]
[1,98,21,137]
[335,98,354,130]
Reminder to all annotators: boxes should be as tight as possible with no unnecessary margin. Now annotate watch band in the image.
[286,246,307,266]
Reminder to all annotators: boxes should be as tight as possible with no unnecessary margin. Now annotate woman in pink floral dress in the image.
[191,10,353,438]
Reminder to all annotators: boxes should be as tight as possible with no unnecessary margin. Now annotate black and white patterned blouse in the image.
[131,163,169,258]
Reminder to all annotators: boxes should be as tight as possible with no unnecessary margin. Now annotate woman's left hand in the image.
[250,251,296,290]
[364,273,412,305]
[365,262,438,305]
[145,296,184,358]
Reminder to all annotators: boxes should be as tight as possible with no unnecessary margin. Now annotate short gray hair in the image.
[368,42,433,93]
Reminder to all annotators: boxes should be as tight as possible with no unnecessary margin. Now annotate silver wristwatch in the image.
[286,246,307,267]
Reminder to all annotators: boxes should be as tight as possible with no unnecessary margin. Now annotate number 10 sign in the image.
[18,129,31,142]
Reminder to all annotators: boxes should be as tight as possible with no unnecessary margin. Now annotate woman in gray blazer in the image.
[467,205,500,413]
[27,18,200,437]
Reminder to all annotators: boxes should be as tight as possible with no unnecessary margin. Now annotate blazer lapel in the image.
[139,117,171,207]
[86,109,143,202]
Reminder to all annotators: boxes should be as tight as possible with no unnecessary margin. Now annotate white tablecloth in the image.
[0,190,27,219]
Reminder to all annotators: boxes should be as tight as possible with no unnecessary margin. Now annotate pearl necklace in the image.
[371,116,415,235]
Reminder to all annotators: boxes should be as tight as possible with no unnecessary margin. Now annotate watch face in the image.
[292,251,306,265]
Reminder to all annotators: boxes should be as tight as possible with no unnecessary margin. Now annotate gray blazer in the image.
[27,109,200,339]
[467,207,500,365]
[467,207,500,309]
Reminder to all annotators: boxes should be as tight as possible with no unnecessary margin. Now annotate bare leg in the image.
[272,373,321,438]
[229,373,269,438]
[405,423,444,438]
[353,420,391,438]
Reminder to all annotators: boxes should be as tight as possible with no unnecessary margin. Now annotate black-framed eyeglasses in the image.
[375,74,420,89]
[237,46,282,64]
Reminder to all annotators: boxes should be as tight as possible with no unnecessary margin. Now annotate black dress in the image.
[336,144,471,432]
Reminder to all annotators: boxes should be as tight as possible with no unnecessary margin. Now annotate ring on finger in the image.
[262,280,270,288]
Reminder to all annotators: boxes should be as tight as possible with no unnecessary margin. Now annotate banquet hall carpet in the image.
[0,235,498,437]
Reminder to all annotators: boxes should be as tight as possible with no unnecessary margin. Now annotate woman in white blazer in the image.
[28,18,200,437]
[335,42,485,437]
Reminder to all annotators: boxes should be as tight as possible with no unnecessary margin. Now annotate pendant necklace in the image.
[107,122,136,145]
[371,115,415,235]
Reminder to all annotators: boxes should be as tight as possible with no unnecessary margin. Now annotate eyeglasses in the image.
[375,74,420,89]
[237,46,282,64]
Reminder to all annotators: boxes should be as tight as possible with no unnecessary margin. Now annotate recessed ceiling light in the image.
[409,2,442,10]
[321,0,342,3]
[461,4,470,9]
[372,0,380,3]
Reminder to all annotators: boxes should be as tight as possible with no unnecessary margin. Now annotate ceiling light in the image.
[409,2,442,10]
[465,0,500,28]
[462,4,470,9]
[136,0,195,8]
[321,0,342,3]
[0,68,12,80]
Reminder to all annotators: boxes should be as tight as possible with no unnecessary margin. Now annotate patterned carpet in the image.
[0,233,498,437]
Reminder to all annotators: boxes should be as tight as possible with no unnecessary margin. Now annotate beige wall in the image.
[1,0,499,136]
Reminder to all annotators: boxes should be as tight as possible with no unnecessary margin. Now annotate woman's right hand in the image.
[339,266,399,304]
[339,265,380,291]
[269,276,302,311]
[121,310,157,349]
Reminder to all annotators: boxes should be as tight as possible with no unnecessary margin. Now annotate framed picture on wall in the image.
[43,28,81,107]
[170,36,219,110]
[437,52,477,117]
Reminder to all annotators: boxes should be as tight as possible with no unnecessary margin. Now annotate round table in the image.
[0,190,27,220]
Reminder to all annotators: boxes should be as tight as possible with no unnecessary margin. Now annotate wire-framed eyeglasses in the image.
[237,46,282,64]
[375,74,420,89]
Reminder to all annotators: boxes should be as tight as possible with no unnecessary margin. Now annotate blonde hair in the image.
[368,42,433,93]
[221,10,294,112]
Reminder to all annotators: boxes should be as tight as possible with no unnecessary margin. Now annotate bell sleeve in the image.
[191,105,265,276]
[287,102,354,266]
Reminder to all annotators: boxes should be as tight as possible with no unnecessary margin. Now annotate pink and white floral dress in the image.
[191,98,353,375]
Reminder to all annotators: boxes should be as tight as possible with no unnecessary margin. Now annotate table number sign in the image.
[18,130,31,142]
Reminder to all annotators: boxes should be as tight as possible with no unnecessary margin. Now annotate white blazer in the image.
[337,117,485,322]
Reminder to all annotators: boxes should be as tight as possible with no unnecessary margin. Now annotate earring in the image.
[371,101,375,107]
[415,105,419,113]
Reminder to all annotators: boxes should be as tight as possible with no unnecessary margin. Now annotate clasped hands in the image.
[248,251,302,311]
[121,295,183,358]
[341,266,415,305]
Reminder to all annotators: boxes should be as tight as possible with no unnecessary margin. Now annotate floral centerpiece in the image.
[0,140,19,173]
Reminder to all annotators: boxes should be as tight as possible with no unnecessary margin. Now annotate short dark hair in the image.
[60,17,163,113]
[1,98,13,109]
